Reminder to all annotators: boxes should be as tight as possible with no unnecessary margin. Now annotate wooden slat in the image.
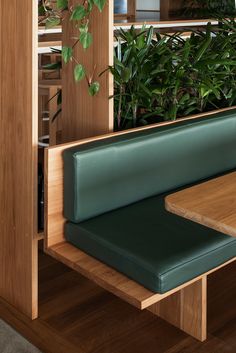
[166,172,236,238]
[0,0,38,319]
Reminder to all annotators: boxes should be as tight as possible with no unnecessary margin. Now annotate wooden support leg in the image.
[148,277,207,341]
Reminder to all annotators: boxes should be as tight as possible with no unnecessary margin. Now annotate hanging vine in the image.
[39,0,106,96]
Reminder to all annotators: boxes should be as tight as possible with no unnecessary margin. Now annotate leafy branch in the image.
[40,0,106,96]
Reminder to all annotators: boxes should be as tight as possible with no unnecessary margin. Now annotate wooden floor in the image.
[0,249,236,353]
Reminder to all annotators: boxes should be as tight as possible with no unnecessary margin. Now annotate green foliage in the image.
[39,0,107,96]
[182,0,236,18]
[74,64,86,82]
[89,82,100,96]
[111,21,236,130]
[62,46,73,64]
[57,0,68,10]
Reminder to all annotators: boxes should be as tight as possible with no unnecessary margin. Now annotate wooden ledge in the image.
[46,241,236,311]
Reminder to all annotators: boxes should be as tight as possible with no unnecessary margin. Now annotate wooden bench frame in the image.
[45,109,236,342]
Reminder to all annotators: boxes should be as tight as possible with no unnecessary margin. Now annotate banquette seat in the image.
[45,110,236,342]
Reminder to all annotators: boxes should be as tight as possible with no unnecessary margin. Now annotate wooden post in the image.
[127,0,136,19]
[160,0,185,20]
[0,0,38,318]
[61,0,114,142]
[148,277,207,341]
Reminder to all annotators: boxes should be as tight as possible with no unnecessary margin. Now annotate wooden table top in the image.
[165,172,236,238]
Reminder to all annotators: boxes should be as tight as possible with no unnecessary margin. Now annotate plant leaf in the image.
[70,5,86,21]
[89,82,100,96]
[57,0,68,10]
[62,46,73,63]
[93,0,106,12]
[74,64,86,82]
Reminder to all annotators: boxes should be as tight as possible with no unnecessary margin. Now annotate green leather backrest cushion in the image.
[63,111,236,223]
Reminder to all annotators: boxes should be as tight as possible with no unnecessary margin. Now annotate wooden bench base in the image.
[46,242,235,341]
[45,125,236,342]
[148,277,207,341]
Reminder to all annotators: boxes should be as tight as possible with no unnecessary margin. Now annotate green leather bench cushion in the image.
[63,111,236,223]
[65,194,236,293]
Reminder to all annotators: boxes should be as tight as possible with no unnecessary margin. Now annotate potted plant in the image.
[110,20,236,130]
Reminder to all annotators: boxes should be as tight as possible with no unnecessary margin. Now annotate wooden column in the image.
[61,0,114,142]
[148,277,207,341]
[127,0,136,19]
[160,0,184,20]
[0,0,38,319]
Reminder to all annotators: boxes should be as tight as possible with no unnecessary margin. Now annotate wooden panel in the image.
[61,0,114,142]
[127,0,136,18]
[148,277,207,341]
[166,172,236,238]
[1,253,236,353]
[46,242,234,314]
[0,0,38,318]
[160,0,187,20]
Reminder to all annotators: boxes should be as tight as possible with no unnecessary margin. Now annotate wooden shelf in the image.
[36,232,44,241]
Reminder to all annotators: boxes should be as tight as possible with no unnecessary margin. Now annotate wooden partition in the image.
[61,0,114,142]
[45,117,236,341]
[160,0,186,20]
[0,1,38,319]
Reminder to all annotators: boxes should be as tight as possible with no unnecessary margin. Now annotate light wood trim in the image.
[35,232,44,241]
[148,277,207,341]
[114,18,220,28]
[61,0,114,142]
[166,172,236,238]
[39,79,62,87]
[0,0,38,319]
[38,41,62,48]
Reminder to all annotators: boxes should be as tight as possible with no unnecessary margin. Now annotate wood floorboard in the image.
[0,250,235,353]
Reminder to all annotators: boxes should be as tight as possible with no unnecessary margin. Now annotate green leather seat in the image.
[65,194,236,293]
[63,111,236,293]
[64,111,236,223]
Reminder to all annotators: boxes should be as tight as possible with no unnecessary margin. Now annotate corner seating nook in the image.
[45,110,236,342]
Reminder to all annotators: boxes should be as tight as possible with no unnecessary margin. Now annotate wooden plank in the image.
[165,172,236,238]
[148,277,207,341]
[61,0,114,142]
[46,242,235,312]
[0,0,38,318]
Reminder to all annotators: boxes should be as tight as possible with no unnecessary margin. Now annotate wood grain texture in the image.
[61,0,114,142]
[46,242,234,314]
[0,0,38,318]
[1,252,236,353]
[166,172,236,238]
[149,277,207,341]
[160,0,191,20]
[127,0,136,18]
[45,119,236,319]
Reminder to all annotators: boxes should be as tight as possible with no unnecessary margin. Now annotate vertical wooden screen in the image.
[61,0,114,142]
[0,0,38,318]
